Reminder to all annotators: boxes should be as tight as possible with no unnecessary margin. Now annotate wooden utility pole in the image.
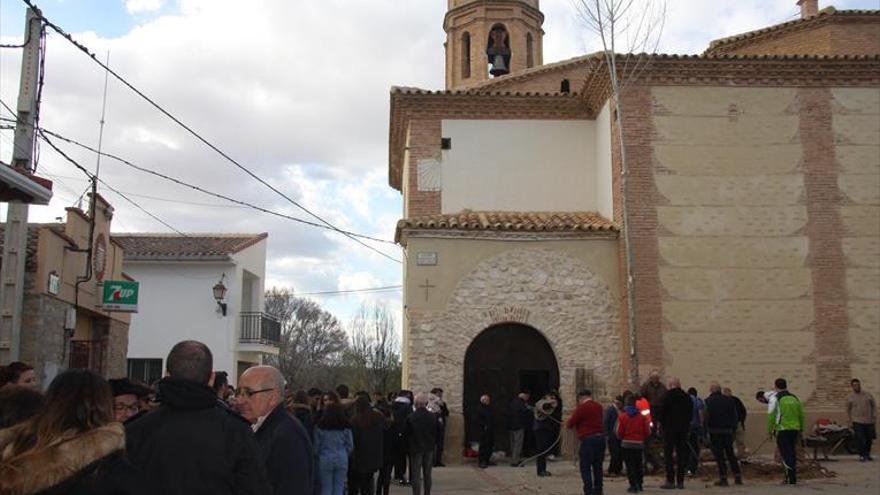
[0,7,43,362]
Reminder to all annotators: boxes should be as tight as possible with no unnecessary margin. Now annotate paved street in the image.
[389,457,879,494]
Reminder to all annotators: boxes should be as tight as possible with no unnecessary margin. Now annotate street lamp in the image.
[213,274,228,316]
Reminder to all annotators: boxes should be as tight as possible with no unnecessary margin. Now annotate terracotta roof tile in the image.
[396,210,617,243]
[704,8,880,55]
[390,85,577,97]
[113,233,267,260]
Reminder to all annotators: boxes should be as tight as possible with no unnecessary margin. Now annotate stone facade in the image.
[406,247,622,408]
[405,245,622,461]
[19,275,71,385]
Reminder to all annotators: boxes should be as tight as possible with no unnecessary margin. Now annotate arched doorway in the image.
[463,323,560,453]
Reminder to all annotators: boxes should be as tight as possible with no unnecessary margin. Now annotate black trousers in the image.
[375,463,393,495]
[663,431,689,484]
[622,447,644,489]
[644,433,661,473]
[854,422,876,458]
[479,430,494,466]
[709,432,741,480]
[434,421,446,465]
[776,430,799,484]
[535,428,555,474]
[687,429,702,472]
[607,436,623,474]
[351,470,376,495]
[394,449,408,481]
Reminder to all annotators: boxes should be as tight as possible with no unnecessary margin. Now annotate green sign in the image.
[101,280,139,313]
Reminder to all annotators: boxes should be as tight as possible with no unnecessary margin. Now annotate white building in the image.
[114,233,279,385]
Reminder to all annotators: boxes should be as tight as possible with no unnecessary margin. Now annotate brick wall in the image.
[444,1,544,89]
[710,19,880,56]
[406,119,442,217]
[618,86,665,381]
[470,64,591,94]
[620,84,880,407]
[720,24,833,56]
[833,88,880,398]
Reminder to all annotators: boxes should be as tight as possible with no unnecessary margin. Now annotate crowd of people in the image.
[561,372,876,494]
[0,342,450,495]
[0,355,876,495]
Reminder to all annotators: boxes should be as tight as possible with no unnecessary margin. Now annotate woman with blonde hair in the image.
[0,369,153,495]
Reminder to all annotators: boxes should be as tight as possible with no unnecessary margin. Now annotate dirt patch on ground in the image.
[694,459,836,481]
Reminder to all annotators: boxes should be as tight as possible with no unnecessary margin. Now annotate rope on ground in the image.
[515,416,564,468]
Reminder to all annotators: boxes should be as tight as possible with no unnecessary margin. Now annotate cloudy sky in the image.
[0,0,875,324]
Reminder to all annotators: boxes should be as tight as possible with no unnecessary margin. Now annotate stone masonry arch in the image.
[406,247,622,415]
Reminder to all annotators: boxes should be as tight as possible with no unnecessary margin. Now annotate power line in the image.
[295,285,403,297]
[0,6,37,49]
[1,107,401,260]
[35,126,399,247]
[21,0,401,264]
[39,130,186,235]
[4,103,395,247]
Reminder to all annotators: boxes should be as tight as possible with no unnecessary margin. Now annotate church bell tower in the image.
[444,0,545,90]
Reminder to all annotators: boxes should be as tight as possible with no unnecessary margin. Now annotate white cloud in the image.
[125,0,165,15]
[2,0,875,324]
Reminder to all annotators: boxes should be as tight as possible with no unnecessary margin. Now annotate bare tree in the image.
[346,302,401,394]
[575,0,667,385]
[265,288,348,390]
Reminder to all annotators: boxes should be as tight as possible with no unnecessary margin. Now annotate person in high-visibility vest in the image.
[635,396,660,474]
[636,397,652,428]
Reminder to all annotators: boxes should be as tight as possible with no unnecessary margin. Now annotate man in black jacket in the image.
[430,387,449,467]
[477,394,495,468]
[706,383,743,486]
[506,392,530,466]
[407,393,438,495]
[126,340,271,495]
[238,365,314,495]
[723,387,748,459]
[656,377,692,490]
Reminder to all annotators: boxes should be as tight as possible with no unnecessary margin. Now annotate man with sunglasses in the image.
[239,365,315,495]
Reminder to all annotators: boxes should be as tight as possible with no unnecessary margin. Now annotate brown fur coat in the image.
[0,423,125,495]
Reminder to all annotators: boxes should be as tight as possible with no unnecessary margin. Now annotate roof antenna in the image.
[95,50,111,180]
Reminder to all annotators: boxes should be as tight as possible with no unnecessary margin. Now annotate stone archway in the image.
[463,323,560,451]
[407,247,622,412]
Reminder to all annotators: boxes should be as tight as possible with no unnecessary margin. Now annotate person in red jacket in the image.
[567,389,605,495]
[618,396,651,493]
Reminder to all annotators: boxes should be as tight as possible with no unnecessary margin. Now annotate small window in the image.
[128,358,163,385]
[526,33,534,68]
[560,79,571,93]
[461,32,471,79]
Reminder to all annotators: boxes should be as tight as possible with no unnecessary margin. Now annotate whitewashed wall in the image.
[440,119,601,213]
[595,102,614,220]
[125,240,267,386]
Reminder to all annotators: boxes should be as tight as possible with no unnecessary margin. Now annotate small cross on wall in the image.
[418,278,436,302]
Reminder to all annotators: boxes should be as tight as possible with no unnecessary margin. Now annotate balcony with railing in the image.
[239,312,281,347]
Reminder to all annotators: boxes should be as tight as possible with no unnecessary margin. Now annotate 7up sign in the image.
[101,280,139,313]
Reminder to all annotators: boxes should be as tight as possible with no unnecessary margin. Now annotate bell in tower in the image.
[444,0,545,89]
[486,24,511,76]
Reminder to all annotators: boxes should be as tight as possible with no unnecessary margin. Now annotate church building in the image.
[388,0,879,461]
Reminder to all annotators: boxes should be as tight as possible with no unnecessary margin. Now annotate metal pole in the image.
[0,7,43,362]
